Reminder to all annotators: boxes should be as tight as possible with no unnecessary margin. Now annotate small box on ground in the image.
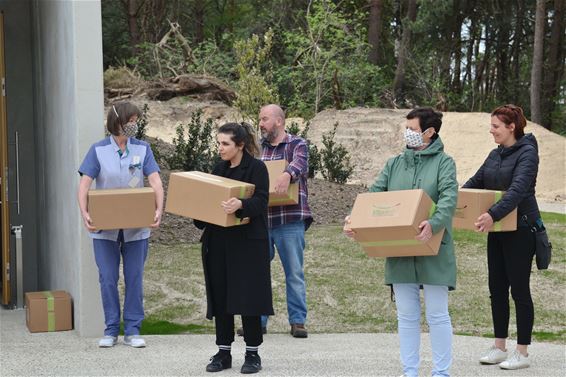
[348,189,444,257]
[453,188,517,232]
[264,160,299,207]
[88,187,155,230]
[26,291,73,333]
[165,171,255,227]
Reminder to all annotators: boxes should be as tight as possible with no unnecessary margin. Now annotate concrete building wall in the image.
[32,0,104,336]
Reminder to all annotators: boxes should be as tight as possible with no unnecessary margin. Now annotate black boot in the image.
[206,352,232,372]
[241,353,262,374]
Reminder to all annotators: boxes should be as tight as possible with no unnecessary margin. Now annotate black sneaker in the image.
[241,353,262,374]
[206,352,232,372]
[236,327,267,336]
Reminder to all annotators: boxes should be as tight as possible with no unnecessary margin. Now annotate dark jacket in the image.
[195,151,274,319]
[463,133,540,225]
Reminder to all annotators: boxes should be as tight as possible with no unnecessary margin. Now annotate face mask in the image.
[122,122,138,138]
[404,127,430,148]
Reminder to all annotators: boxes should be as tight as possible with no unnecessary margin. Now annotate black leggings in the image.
[215,314,262,347]
[487,227,535,345]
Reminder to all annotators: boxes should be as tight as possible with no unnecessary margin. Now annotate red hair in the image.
[491,104,526,139]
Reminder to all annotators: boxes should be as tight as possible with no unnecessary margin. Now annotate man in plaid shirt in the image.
[258,104,313,338]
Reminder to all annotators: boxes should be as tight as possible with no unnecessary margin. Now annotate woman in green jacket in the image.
[345,108,458,377]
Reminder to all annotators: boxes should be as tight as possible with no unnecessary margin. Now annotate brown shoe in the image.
[290,324,308,338]
[236,327,267,336]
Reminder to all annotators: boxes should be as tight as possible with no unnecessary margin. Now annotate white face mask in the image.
[404,127,430,148]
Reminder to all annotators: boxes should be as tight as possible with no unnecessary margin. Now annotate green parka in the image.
[369,136,458,289]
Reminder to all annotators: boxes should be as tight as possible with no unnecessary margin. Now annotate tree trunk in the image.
[541,0,565,129]
[125,0,142,49]
[451,0,464,95]
[368,0,384,65]
[530,0,546,125]
[194,1,206,44]
[393,0,417,101]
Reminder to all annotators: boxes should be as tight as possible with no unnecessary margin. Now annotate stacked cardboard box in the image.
[26,291,73,333]
[165,171,255,227]
[88,187,155,230]
[453,188,517,232]
[348,189,444,257]
[264,160,299,207]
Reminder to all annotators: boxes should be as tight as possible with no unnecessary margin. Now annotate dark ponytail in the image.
[218,122,260,157]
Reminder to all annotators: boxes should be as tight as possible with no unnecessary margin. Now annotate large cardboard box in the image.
[348,189,444,257]
[88,187,155,230]
[165,171,255,227]
[264,160,299,207]
[26,291,73,333]
[453,188,517,232]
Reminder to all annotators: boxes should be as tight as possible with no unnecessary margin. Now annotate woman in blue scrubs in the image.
[77,102,164,348]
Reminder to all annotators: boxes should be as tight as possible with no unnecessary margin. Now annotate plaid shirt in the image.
[261,133,313,229]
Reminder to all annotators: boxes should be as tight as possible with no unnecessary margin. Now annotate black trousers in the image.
[487,227,535,345]
[207,233,263,348]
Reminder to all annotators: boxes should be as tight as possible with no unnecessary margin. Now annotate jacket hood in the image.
[499,133,538,156]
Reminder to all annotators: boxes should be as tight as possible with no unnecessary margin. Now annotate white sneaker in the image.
[479,345,508,364]
[499,350,530,370]
[123,335,146,348]
[98,335,117,348]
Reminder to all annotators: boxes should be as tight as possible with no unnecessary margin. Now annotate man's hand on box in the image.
[416,220,433,242]
[274,172,291,194]
[221,198,243,214]
[343,215,356,238]
[475,212,494,232]
[150,209,162,228]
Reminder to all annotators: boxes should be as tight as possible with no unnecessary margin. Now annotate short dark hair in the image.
[406,107,443,135]
[106,102,142,136]
[491,104,526,139]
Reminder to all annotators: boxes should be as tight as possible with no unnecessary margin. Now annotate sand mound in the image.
[307,108,565,203]
[117,98,565,204]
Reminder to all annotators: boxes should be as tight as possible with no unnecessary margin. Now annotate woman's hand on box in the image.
[343,215,356,238]
[415,220,433,242]
[475,212,494,232]
[221,198,242,214]
[81,211,96,232]
[150,209,162,228]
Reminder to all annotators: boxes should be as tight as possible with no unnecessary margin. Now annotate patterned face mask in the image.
[122,122,139,138]
[404,127,430,148]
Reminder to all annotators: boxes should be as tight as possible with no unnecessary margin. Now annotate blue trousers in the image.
[93,233,148,336]
[262,221,307,327]
[393,284,452,377]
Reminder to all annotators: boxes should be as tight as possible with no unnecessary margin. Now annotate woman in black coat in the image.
[463,104,540,371]
[194,122,273,374]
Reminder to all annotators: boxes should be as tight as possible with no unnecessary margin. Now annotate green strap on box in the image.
[493,191,503,231]
[42,291,56,332]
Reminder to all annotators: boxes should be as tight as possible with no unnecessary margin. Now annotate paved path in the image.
[1,308,564,376]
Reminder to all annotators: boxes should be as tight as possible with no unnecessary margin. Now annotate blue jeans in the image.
[93,233,148,337]
[393,284,452,377]
[262,221,307,327]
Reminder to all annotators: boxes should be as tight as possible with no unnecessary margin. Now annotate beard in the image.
[261,128,278,143]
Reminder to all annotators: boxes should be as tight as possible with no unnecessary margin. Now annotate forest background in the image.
[101,0,565,133]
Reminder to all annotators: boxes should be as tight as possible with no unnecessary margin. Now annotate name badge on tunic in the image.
[132,155,140,165]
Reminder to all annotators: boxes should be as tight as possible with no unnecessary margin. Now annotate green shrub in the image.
[166,109,219,172]
[320,122,354,184]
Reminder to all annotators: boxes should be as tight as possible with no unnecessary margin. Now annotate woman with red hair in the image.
[463,104,540,370]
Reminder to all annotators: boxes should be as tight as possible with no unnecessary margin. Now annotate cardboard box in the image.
[453,188,517,231]
[348,189,444,257]
[165,171,255,227]
[264,160,299,207]
[88,187,155,230]
[26,291,73,333]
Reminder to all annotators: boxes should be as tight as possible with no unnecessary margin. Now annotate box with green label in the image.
[25,291,73,333]
[453,188,517,232]
[348,189,444,257]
